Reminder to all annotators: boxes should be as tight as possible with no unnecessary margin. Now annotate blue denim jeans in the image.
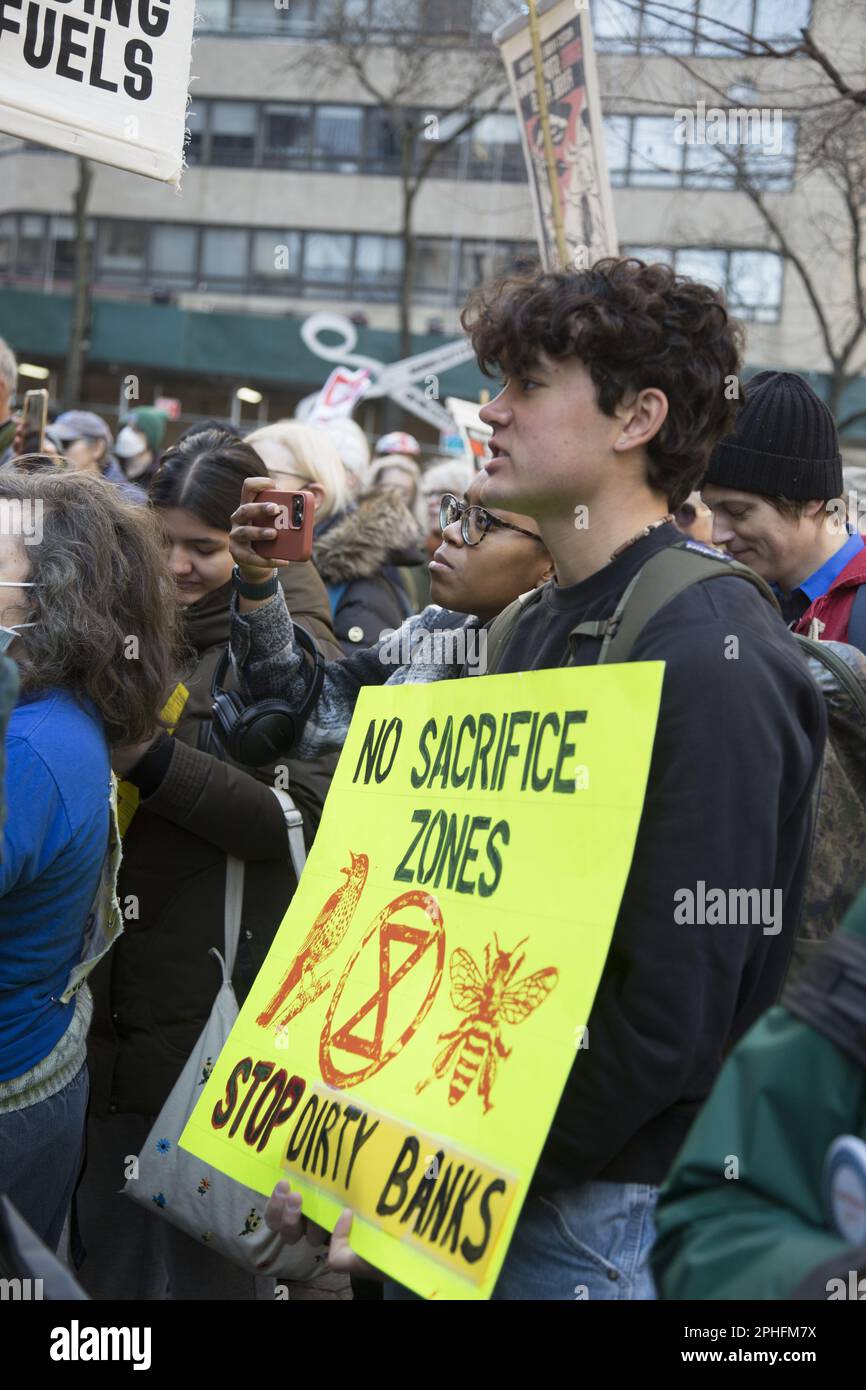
[0,1063,89,1251]
[385,1180,659,1301]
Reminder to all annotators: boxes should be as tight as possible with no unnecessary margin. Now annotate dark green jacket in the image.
[652,888,866,1299]
[88,563,342,1118]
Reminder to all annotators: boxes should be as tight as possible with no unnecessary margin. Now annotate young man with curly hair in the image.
[236,258,827,1301]
[448,258,826,1299]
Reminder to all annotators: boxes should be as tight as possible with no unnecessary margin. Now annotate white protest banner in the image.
[496,0,618,270]
[0,0,195,184]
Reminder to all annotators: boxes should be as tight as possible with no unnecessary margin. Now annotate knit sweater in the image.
[230,587,476,754]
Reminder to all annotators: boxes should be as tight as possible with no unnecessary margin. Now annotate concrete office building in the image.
[0,0,863,460]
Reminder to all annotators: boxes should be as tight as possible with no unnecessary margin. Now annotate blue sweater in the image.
[0,689,109,1080]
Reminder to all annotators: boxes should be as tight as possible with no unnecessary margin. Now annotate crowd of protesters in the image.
[1,254,866,1302]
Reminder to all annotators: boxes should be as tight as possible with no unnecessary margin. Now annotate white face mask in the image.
[0,581,38,655]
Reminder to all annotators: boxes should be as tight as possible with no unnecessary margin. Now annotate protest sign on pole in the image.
[181,662,663,1300]
[496,0,618,271]
[0,0,195,184]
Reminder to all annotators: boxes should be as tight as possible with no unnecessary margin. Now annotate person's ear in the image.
[94,440,107,466]
[534,553,556,587]
[612,388,669,455]
[803,499,826,523]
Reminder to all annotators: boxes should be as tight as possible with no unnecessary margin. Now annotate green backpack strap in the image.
[569,542,780,665]
[477,587,544,676]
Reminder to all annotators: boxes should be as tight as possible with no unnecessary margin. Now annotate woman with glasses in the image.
[226,469,554,759]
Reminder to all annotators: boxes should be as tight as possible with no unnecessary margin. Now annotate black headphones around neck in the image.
[210,623,325,768]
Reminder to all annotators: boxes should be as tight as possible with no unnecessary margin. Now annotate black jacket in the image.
[88,563,343,1118]
[497,524,827,1194]
[313,487,423,654]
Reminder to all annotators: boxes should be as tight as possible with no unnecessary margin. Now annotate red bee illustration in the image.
[415,935,558,1113]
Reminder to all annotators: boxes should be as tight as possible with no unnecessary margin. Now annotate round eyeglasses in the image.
[438,493,543,548]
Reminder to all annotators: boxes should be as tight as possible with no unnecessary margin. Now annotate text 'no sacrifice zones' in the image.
[354,707,587,900]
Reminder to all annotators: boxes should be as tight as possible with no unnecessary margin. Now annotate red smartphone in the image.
[252,489,315,563]
[21,388,48,455]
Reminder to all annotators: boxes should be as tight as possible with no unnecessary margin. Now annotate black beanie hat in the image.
[704,370,843,500]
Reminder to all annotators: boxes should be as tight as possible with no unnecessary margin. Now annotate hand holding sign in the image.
[265,1180,383,1281]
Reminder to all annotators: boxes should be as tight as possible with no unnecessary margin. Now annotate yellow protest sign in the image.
[180,663,663,1299]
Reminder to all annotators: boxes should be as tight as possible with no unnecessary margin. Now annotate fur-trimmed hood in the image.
[313,486,423,584]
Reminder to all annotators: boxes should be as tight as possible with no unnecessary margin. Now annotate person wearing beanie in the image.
[115,406,168,487]
[702,370,866,652]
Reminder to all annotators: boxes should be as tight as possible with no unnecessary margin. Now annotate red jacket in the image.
[793,544,866,642]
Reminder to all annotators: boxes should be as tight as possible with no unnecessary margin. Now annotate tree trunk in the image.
[390,161,419,431]
[64,157,93,409]
[826,367,846,425]
[399,187,417,364]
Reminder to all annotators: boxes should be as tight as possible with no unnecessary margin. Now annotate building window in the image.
[231,0,293,31]
[592,0,812,55]
[304,232,353,286]
[194,0,535,37]
[151,225,198,284]
[354,234,403,291]
[365,108,409,175]
[726,248,784,322]
[414,238,456,300]
[201,228,249,282]
[209,102,257,166]
[0,215,16,273]
[606,112,796,190]
[628,116,682,186]
[195,0,229,28]
[4,209,538,308]
[250,230,302,283]
[262,104,313,169]
[14,214,47,278]
[457,240,535,295]
[625,243,784,321]
[420,0,472,32]
[98,221,146,277]
[50,215,94,280]
[467,113,524,182]
[312,106,364,172]
[172,97,527,181]
[186,102,208,166]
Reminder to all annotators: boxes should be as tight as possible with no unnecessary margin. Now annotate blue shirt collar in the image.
[798,531,865,600]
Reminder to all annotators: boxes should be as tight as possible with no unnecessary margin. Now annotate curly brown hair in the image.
[0,468,183,744]
[461,257,745,510]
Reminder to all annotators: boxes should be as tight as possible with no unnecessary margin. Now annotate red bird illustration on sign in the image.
[415,935,558,1113]
[256,852,369,1030]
